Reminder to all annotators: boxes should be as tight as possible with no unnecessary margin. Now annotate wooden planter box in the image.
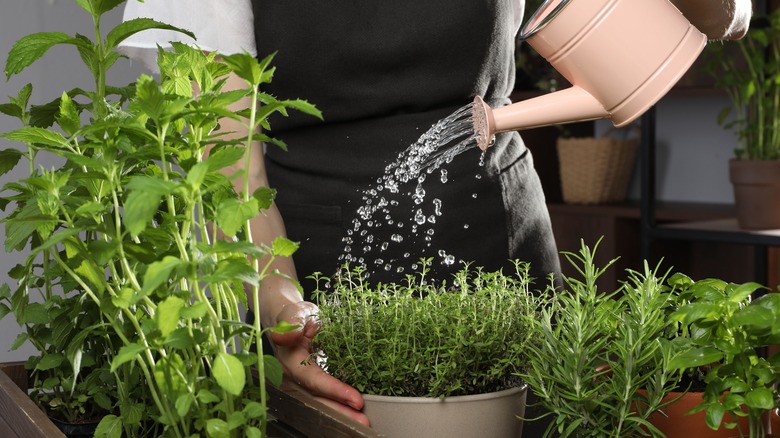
[1,362,377,438]
[0,362,65,437]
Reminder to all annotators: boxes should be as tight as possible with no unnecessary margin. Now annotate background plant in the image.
[311,260,539,398]
[668,276,779,438]
[521,241,688,438]
[706,8,780,160]
[0,1,320,437]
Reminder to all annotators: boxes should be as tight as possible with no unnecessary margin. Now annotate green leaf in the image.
[272,237,299,257]
[0,149,23,178]
[156,296,185,339]
[56,92,81,136]
[204,147,244,173]
[123,190,162,237]
[163,327,195,349]
[179,301,208,319]
[94,414,123,438]
[75,259,106,295]
[745,387,775,410]
[243,401,265,419]
[141,256,182,296]
[21,302,48,324]
[131,75,165,121]
[186,162,208,189]
[206,259,261,286]
[0,127,68,148]
[10,332,29,351]
[220,52,267,86]
[212,352,246,396]
[0,303,10,321]
[246,427,262,438]
[110,343,146,373]
[252,186,276,211]
[268,320,299,335]
[106,17,194,51]
[264,355,284,387]
[705,403,726,430]
[175,393,194,417]
[36,353,65,371]
[216,198,258,237]
[206,418,230,438]
[668,347,723,370]
[5,32,76,80]
[282,98,323,120]
[197,388,221,404]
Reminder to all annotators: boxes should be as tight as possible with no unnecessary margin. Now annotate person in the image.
[120,0,752,428]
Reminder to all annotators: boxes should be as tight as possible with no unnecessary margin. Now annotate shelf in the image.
[652,219,780,246]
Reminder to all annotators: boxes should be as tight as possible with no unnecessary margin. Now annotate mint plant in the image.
[311,260,539,398]
[521,241,688,438]
[0,1,320,437]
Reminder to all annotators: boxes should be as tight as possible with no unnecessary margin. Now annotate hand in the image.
[268,301,370,427]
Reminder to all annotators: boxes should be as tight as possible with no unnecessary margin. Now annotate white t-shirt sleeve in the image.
[118,0,257,73]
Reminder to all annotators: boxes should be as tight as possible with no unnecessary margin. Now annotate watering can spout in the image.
[472,89,608,150]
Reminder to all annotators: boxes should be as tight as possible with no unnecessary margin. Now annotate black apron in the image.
[251,0,560,295]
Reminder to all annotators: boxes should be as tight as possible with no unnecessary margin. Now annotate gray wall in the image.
[0,1,739,360]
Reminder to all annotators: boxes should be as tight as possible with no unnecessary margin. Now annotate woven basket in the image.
[557,135,638,204]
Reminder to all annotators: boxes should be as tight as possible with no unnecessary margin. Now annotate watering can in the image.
[472,0,707,150]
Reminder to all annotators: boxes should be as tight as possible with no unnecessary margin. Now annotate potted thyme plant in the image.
[706,8,780,229]
[520,240,689,438]
[311,260,540,438]
[668,276,780,438]
[0,1,320,436]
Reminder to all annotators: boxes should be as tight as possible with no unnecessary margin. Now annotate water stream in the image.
[338,103,486,278]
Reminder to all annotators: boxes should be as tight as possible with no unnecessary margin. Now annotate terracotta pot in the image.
[362,384,527,438]
[647,391,748,438]
[729,159,780,230]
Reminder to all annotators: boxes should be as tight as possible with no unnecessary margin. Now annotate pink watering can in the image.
[473,0,707,150]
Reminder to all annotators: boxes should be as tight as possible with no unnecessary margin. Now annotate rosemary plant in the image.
[521,241,687,438]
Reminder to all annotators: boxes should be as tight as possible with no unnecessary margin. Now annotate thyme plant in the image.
[0,1,319,437]
[312,261,540,398]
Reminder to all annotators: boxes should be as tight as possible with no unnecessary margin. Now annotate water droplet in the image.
[426,229,435,235]
[384,264,392,271]
[463,224,470,229]
[396,267,405,273]
[415,209,426,225]
[363,246,371,253]
[440,169,448,183]
[475,174,482,180]
[427,215,436,224]
[444,255,455,266]
[391,234,403,243]
[413,185,426,205]
[438,249,447,257]
[433,199,442,216]
[403,252,410,258]
[472,193,478,199]
[381,242,389,251]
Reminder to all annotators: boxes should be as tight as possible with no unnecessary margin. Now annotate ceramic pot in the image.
[729,159,780,230]
[362,384,527,438]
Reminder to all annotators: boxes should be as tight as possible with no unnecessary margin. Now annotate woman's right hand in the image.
[268,300,370,427]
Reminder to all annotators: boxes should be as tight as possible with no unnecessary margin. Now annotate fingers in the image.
[312,395,371,427]
[269,301,320,347]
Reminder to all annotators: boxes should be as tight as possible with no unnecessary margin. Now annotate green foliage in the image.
[312,260,539,398]
[706,9,780,160]
[0,1,318,436]
[668,276,779,437]
[521,240,688,438]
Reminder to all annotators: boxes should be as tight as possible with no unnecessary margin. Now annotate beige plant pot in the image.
[729,159,780,230]
[362,384,527,438]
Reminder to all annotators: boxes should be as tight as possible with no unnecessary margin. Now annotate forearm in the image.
[671,0,752,40]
